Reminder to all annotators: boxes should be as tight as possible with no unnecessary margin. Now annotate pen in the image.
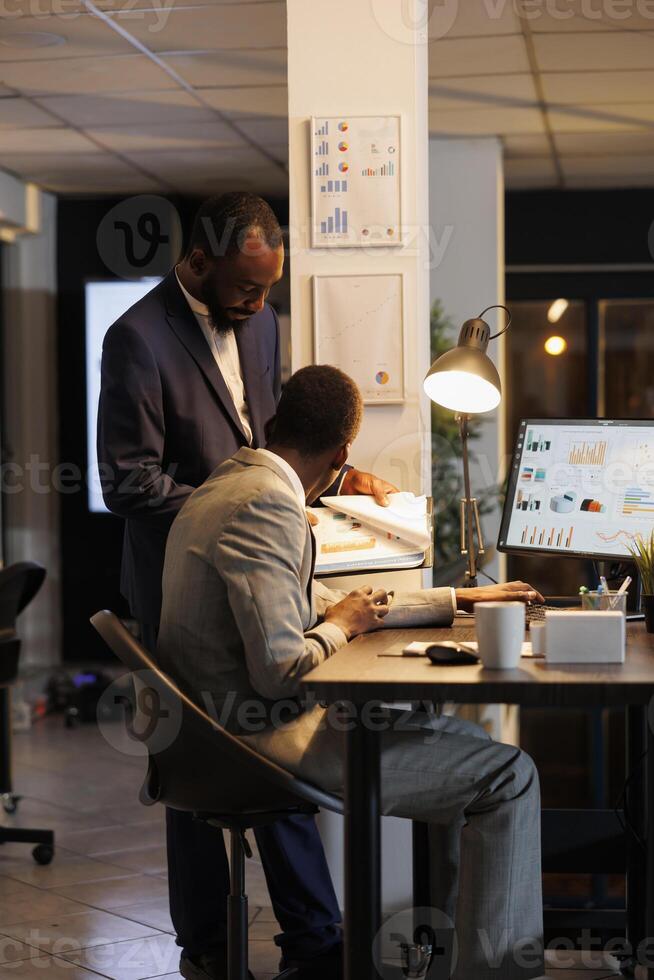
[600,575,609,595]
[610,576,632,610]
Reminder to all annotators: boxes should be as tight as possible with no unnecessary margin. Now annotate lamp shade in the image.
[423,316,502,414]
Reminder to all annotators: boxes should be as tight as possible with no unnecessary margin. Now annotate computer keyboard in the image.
[525,604,575,628]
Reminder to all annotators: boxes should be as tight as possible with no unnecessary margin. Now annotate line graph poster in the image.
[311,116,401,248]
[313,274,404,404]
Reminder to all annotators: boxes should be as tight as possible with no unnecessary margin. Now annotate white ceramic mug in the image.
[475,602,525,669]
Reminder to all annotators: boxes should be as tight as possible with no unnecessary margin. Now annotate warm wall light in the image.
[547,298,569,323]
[544,335,567,356]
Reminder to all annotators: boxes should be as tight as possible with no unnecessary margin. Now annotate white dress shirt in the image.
[256,448,305,504]
[175,268,253,445]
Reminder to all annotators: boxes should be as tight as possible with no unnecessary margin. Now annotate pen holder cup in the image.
[581,591,627,615]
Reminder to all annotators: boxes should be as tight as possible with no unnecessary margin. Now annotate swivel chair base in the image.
[0,825,55,864]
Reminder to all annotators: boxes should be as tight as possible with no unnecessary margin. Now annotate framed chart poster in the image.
[311,115,401,248]
[313,274,405,404]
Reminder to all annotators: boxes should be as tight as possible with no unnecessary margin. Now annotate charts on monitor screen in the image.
[500,420,654,558]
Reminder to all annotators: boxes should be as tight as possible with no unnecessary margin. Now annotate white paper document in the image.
[309,493,431,574]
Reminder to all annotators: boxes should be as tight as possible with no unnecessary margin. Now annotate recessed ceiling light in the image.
[0,31,67,49]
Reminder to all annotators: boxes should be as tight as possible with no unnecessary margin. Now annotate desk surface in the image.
[301,619,654,707]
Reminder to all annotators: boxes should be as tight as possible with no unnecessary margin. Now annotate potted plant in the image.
[629,530,654,632]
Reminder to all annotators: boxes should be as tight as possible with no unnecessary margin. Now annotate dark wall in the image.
[56,193,289,661]
[506,187,654,266]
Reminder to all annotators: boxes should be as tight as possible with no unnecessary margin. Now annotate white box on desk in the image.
[544,610,626,664]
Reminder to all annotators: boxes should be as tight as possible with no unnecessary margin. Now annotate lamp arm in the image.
[479,304,512,341]
[459,414,478,586]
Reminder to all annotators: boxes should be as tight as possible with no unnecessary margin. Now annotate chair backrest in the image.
[0,563,46,631]
[90,610,343,817]
[0,563,46,685]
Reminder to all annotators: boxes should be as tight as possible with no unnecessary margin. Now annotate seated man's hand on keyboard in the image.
[455,581,544,613]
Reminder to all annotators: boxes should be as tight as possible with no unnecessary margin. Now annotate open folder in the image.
[308,492,433,575]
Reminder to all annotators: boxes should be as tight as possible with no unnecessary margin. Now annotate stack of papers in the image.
[308,492,431,574]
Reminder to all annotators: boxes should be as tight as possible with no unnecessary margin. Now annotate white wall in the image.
[286,0,432,911]
[1,189,61,667]
[429,138,507,582]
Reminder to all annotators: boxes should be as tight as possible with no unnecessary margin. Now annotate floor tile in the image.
[52,876,169,912]
[111,901,174,936]
[0,881,89,927]
[0,853,138,890]
[3,909,162,954]
[98,847,168,877]
[57,825,165,859]
[0,938,36,965]
[0,953,103,980]
[61,934,179,980]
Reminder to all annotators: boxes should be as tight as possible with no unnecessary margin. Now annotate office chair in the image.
[0,561,54,865]
[90,610,345,980]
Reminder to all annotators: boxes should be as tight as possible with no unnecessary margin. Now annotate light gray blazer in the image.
[157,447,455,736]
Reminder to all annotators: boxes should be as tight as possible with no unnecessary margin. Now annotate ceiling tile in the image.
[430,0,521,39]
[562,153,654,178]
[502,133,552,156]
[0,53,177,95]
[542,70,654,104]
[36,89,215,126]
[0,149,163,190]
[529,5,654,31]
[123,145,286,179]
[116,2,287,51]
[548,101,654,132]
[197,84,287,118]
[86,119,245,152]
[429,34,529,77]
[429,73,537,111]
[233,117,287,144]
[162,48,286,87]
[555,130,654,155]
[430,105,545,135]
[563,172,654,188]
[0,126,98,152]
[534,30,654,71]
[0,95,62,127]
[504,155,558,181]
[0,13,134,61]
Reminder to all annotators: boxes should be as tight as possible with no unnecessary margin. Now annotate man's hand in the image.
[324,585,390,640]
[340,468,398,506]
[454,581,545,614]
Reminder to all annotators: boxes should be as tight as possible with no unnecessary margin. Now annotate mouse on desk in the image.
[425,641,479,666]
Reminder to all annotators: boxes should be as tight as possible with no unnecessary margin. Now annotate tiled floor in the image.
[0,716,629,979]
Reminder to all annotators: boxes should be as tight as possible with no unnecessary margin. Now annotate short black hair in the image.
[186,192,283,258]
[268,365,363,457]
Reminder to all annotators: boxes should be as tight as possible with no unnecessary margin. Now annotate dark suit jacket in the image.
[97,270,280,624]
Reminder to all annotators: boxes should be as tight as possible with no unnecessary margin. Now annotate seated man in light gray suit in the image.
[158,365,545,980]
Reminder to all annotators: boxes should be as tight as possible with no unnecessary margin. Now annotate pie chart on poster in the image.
[376,371,390,385]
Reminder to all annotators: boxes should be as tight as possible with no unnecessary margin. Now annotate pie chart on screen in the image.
[376,371,389,385]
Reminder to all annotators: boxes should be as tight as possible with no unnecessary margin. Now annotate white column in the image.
[1,191,61,667]
[287,0,431,910]
[429,137,507,584]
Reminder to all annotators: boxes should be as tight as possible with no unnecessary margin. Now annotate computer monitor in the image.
[498,418,654,562]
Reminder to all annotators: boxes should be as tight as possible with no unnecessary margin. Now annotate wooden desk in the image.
[301,620,654,980]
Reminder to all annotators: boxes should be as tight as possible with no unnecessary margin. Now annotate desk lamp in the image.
[423,305,511,587]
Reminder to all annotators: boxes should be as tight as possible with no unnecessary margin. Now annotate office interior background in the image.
[1,0,654,976]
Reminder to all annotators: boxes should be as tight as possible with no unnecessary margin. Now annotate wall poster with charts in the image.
[311,116,401,248]
[313,274,404,405]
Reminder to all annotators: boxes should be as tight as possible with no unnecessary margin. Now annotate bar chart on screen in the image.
[520,524,575,548]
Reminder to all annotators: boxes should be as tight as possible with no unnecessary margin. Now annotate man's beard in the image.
[200,282,249,336]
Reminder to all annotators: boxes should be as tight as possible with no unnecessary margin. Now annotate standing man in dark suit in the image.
[97,192,396,980]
